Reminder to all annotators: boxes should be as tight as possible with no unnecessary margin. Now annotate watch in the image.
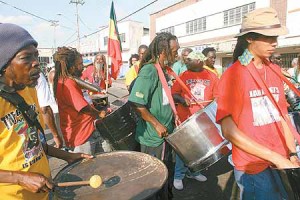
[289,152,298,157]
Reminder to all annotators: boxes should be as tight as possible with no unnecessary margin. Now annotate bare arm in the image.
[0,169,53,193]
[40,106,63,148]
[46,144,93,164]
[221,115,298,168]
[80,104,106,119]
[131,103,168,138]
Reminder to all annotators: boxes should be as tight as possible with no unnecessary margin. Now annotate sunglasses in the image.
[275,57,282,60]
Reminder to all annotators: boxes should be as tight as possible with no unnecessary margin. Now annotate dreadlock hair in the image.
[139,32,177,72]
[52,46,81,99]
[233,32,263,62]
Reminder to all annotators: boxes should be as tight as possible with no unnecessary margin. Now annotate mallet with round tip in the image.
[57,175,102,188]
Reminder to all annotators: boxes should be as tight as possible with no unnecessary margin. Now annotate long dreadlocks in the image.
[52,46,81,99]
[139,32,177,71]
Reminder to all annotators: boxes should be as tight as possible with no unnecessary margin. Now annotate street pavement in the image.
[47,79,240,200]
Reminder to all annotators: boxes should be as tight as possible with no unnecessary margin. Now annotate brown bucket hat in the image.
[236,7,288,37]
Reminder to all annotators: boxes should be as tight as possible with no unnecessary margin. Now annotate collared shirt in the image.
[203,65,220,77]
[238,49,254,66]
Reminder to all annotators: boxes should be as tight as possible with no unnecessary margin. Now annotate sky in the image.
[0,0,182,48]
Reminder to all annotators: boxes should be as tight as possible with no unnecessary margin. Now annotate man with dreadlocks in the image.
[129,32,179,200]
[52,47,112,155]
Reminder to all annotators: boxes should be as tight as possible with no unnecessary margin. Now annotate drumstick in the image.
[57,175,102,188]
[190,100,213,105]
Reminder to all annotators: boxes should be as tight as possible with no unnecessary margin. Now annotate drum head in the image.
[54,151,168,200]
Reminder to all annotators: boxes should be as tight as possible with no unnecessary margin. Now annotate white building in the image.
[150,0,300,72]
[38,20,150,77]
[80,20,150,71]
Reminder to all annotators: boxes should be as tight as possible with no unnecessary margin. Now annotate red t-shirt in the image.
[216,60,290,174]
[57,78,95,147]
[81,65,94,83]
[172,69,219,122]
[81,65,112,90]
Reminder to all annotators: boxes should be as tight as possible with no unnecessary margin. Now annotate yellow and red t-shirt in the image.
[0,87,50,200]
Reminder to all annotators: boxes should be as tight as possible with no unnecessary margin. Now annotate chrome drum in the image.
[166,101,230,172]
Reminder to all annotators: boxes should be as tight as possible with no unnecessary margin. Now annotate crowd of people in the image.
[1,6,300,200]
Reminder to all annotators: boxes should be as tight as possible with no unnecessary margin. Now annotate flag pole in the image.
[105,56,110,93]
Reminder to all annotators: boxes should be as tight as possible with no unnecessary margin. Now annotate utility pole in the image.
[50,20,59,54]
[70,0,85,51]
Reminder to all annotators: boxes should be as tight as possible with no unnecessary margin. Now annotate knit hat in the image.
[187,51,207,61]
[0,23,38,72]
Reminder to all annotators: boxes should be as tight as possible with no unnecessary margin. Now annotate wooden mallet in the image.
[57,175,102,188]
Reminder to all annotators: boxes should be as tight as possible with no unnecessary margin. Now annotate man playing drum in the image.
[216,8,300,199]
[171,51,219,190]
[52,47,112,155]
[0,23,93,200]
[129,32,179,200]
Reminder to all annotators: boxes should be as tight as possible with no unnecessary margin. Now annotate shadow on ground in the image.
[173,154,240,200]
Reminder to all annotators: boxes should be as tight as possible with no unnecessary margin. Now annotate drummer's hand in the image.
[66,153,94,164]
[290,155,300,166]
[182,98,191,107]
[17,171,54,193]
[53,135,63,149]
[155,124,168,138]
[99,110,106,118]
[273,156,300,169]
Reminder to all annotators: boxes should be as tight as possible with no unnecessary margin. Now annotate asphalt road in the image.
[47,79,240,200]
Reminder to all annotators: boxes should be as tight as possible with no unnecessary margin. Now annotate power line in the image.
[0,0,74,30]
[66,0,158,46]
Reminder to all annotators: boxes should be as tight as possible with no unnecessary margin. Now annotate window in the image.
[161,26,174,35]
[104,36,108,46]
[119,33,125,43]
[185,17,206,34]
[224,2,255,26]
[38,57,50,64]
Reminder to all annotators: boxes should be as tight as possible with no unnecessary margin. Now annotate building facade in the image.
[150,0,300,73]
[80,20,150,68]
[38,20,149,77]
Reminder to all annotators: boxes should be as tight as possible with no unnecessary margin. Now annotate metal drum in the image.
[289,112,300,134]
[166,101,230,172]
[53,151,168,200]
[90,94,109,110]
[95,99,139,151]
[275,167,300,200]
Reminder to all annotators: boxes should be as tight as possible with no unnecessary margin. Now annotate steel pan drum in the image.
[95,99,139,151]
[90,94,109,110]
[289,111,300,134]
[53,151,168,200]
[276,167,300,200]
[166,101,230,172]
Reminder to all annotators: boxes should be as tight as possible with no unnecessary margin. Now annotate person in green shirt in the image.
[172,47,193,75]
[129,32,179,200]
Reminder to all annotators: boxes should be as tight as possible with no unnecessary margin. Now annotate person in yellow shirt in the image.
[0,23,92,200]
[202,47,220,77]
[125,44,148,90]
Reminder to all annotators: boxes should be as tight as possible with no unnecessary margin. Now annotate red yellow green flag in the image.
[108,1,122,80]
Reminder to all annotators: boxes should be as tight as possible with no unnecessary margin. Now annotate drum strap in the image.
[246,63,300,144]
[0,90,49,152]
[154,63,181,126]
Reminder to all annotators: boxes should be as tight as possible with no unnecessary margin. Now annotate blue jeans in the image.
[174,154,200,180]
[234,168,288,200]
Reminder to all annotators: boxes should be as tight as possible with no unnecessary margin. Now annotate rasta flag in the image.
[108,1,122,80]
